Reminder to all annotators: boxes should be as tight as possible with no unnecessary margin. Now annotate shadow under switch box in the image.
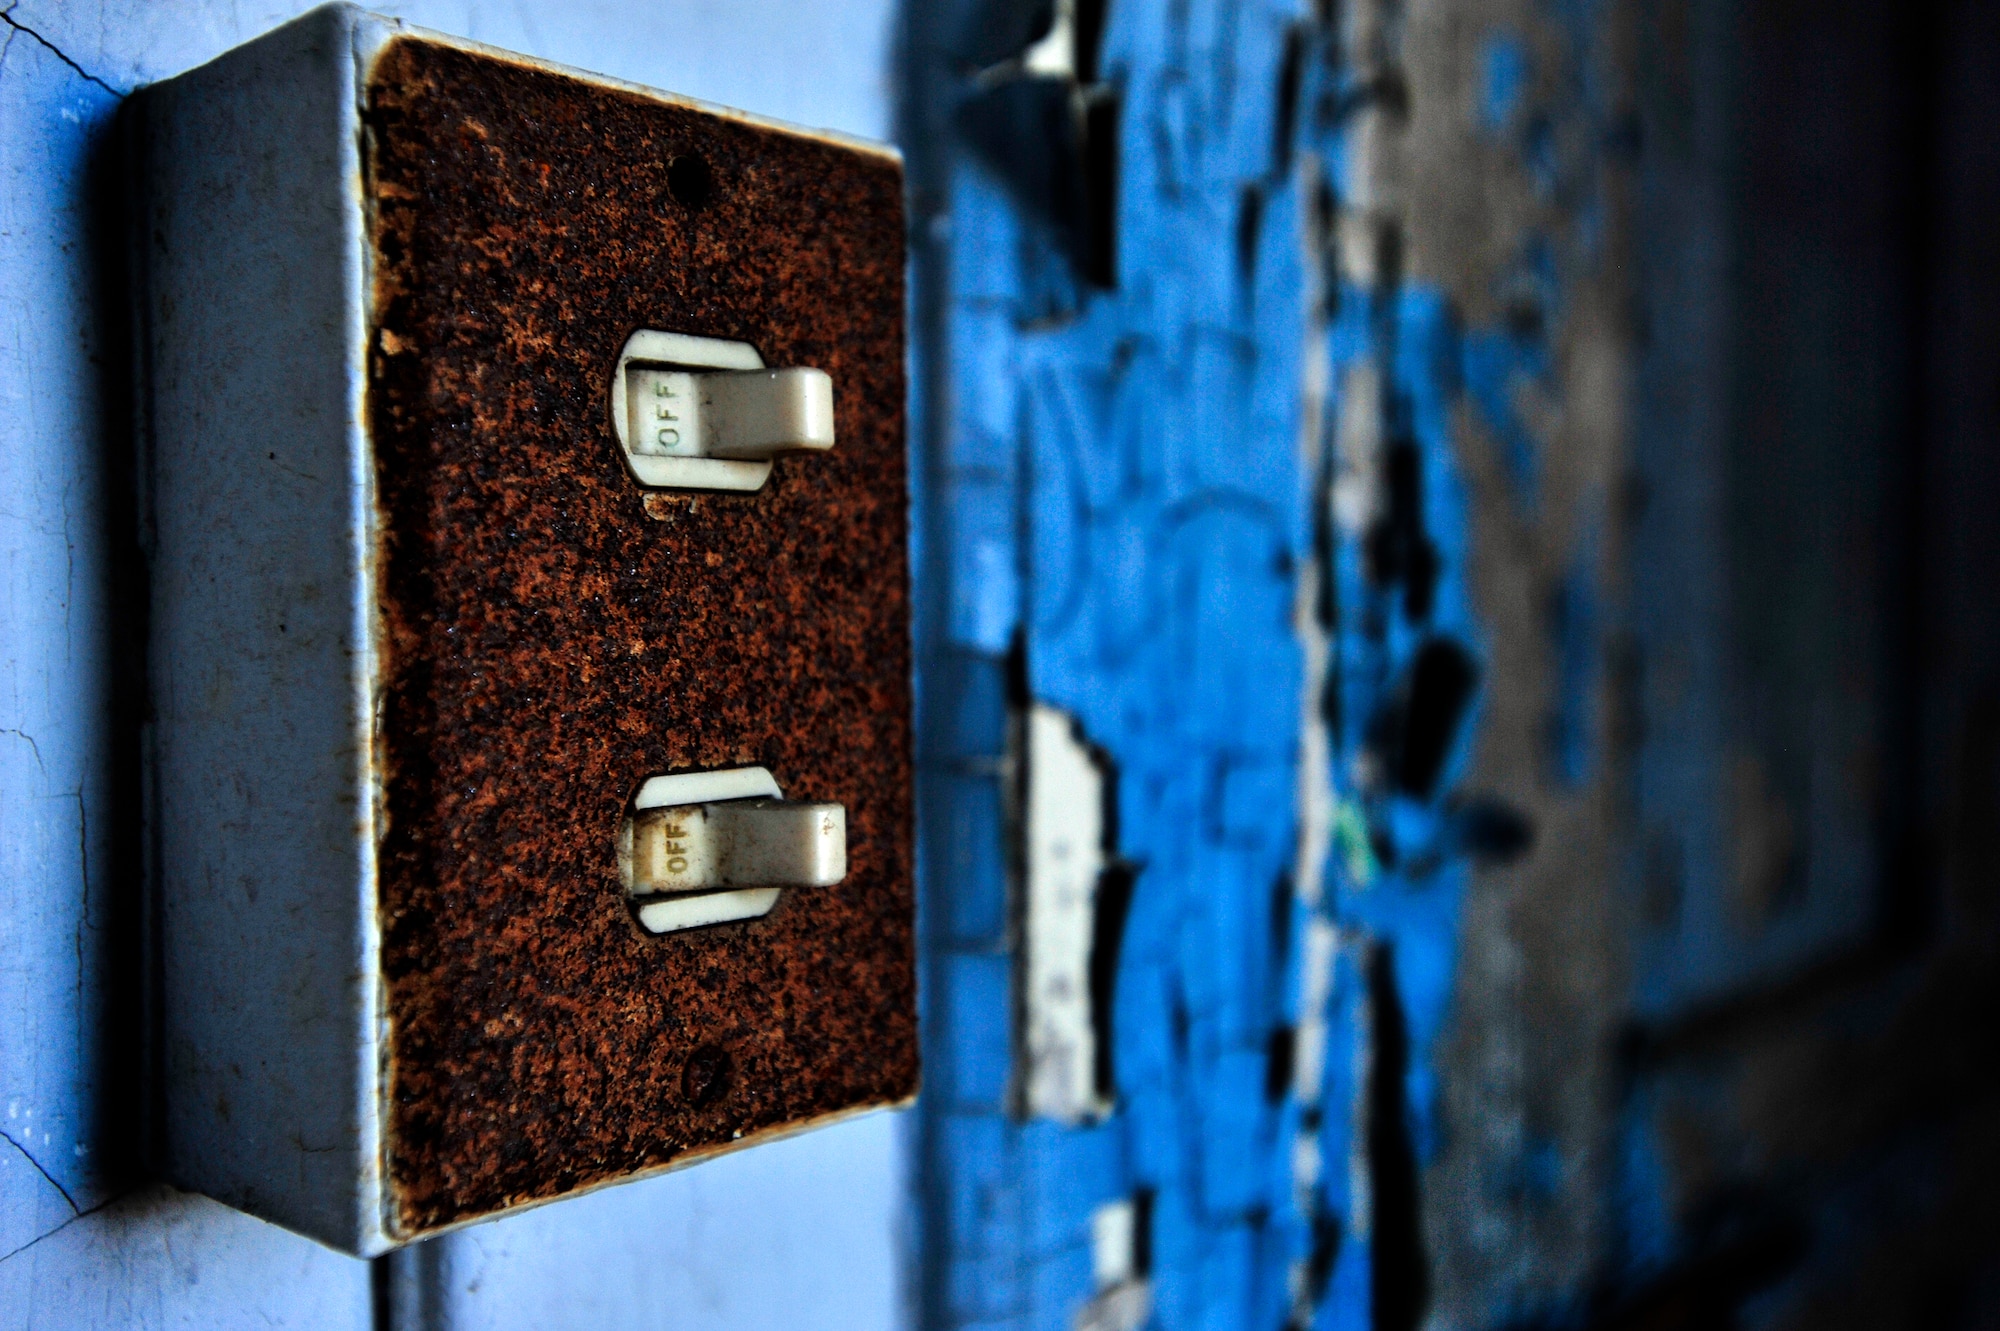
[136,3,915,1256]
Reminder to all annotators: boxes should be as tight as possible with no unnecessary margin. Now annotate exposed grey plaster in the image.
[1387,0,1638,1315]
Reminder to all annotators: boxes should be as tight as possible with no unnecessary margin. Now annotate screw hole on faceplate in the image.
[668,154,716,210]
[682,1044,732,1108]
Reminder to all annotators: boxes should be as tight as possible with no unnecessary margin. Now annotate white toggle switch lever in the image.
[610,330,836,492]
[627,367,834,460]
[628,799,845,892]
[616,766,846,934]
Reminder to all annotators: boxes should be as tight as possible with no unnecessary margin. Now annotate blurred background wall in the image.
[903,1,2000,1328]
[5,0,2000,1328]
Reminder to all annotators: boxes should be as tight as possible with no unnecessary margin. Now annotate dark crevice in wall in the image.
[1877,0,1951,955]
[953,0,1120,294]
[1236,182,1264,292]
[1364,441,1439,622]
[1447,796,1534,867]
[1168,983,1191,1065]
[1271,23,1307,177]
[1367,638,1478,799]
[1270,871,1295,963]
[1089,856,1139,1101]
[1310,394,1345,761]
[372,1240,450,1331]
[949,0,1057,69]
[97,96,148,1198]
[958,81,1122,295]
[369,1254,396,1331]
[1077,88,1118,288]
[1366,942,1428,1331]
[1298,1210,1343,1324]
[1263,1025,1295,1104]
[1072,0,1110,82]
[1130,1184,1155,1276]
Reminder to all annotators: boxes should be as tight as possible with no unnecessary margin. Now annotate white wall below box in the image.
[427,1111,904,1331]
[0,1,902,1326]
[0,1186,371,1330]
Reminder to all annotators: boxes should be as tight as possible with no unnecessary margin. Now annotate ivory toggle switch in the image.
[626,367,834,460]
[610,330,835,492]
[617,766,846,933]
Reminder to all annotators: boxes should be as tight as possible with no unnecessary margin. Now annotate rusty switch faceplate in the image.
[138,4,913,1255]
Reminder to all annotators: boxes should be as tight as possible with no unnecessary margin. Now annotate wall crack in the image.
[2,1124,80,1216]
[0,5,117,94]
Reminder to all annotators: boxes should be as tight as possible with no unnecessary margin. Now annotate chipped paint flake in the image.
[1016,702,1114,1125]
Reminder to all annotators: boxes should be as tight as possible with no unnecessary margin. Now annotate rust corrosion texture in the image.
[364,37,914,1236]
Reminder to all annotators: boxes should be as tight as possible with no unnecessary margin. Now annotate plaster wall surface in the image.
[902,0,2000,1328]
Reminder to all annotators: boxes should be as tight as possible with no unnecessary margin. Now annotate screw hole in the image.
[682,1044,732,1108]
[668,154,716,211]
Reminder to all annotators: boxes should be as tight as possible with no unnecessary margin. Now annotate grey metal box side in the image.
[139,4,388,1256]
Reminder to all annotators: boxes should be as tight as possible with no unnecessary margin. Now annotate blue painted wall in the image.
[904,0,2000,1328]
[902,3,1487,1326]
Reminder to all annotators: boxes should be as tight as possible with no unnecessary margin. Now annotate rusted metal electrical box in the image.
[136,2,914,1254]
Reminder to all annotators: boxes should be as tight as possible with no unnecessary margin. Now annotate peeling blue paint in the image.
[911,0,1327,1322]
